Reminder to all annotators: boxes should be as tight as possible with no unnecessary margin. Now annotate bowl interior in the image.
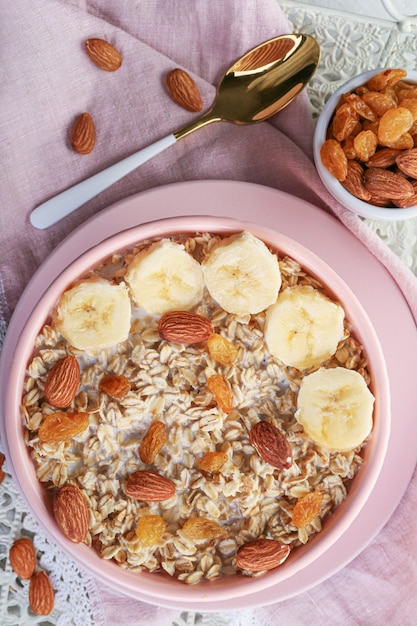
[313,68,417,221]
[3,215,390,605]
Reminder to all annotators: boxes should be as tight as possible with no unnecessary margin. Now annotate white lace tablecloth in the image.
[1,2,417,625]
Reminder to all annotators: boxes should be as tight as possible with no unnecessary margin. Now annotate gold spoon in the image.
[31,34,320,229]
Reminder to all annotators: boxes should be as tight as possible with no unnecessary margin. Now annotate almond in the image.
[125,470,176,502]
[341,160,371,201]
[99,373,131,399]
[0,452,5,485]
[395,147,417,178]
[158,310,213,344]
[366,147,402,168]
[85,38,122,72]
[364,167,414,200]
[9,538,36,579]
[236,538,291,572]
[393,179,417,207]
[29,571,55,616]
[44,355,80,408]
[70,112,96,154]
[166,68,203,112]
[249,421,292,470]
[53,483,89,543]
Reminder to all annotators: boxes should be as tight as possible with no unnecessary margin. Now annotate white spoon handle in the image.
[30,134,177,229]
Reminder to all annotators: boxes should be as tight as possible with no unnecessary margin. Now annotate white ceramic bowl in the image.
[314,68,417,221]
[0,215,390,608]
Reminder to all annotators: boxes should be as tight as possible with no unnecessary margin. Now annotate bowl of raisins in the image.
[314,68,417,220]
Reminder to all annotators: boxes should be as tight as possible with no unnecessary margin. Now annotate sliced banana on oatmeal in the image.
[295,366,374,451]
[125,240,204,315]
[54,278,132,351]
[264,285,345,370]
[202,231,281,316]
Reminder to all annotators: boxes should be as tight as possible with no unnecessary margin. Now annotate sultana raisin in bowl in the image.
[313,68,417,221]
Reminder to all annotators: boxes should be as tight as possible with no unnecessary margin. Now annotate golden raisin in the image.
[341,136,357,160]
[396,98,417,121]
[207,333,238,366]
[353,130,378,161]
[207,374,233,414]
[139,421,168,464]
[38,411,89,443]
[378,107,414,145]
[182,517,228,541]
[331,107,358,142]
[320,139,348,181]
[366,68,407,91]
[136,515,167,546]
[361,91,397,117]
[344,93,377,121]
[382,132,414,150]
[99,374,131,399]
[199,451,228,473]
[292,492,323,528]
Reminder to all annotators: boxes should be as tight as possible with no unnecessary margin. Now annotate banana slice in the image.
[125,240,204,315]
[202,231,281,316]
[264,285,345,370]
[54,278,131,351]
[295,367,374,450]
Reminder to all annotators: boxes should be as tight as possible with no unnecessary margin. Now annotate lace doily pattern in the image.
[282,0,417,277]
[282,0,417,116]
[0,471,103,626]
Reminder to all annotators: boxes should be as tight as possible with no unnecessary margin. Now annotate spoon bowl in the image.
[175,34,320,138]
[30,34,320,229]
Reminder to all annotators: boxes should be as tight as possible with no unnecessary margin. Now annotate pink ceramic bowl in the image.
[0,215,390,608]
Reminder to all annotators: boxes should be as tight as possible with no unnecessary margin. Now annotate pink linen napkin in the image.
[1,1,417,625]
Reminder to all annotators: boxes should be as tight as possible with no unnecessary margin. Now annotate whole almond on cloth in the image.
[166,68,203,112]
[9,537,36,579]
[44,355,80,408]
[125,470,176,502]
[29,571,55,616]
[236,538,291,572]
[249,421,292,470]
[70,112,96,154]
[85,38,122,71]
[53,483,89,543]
[158,310,213,344]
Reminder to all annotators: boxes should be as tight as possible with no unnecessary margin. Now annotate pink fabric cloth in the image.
[1,0,417,624]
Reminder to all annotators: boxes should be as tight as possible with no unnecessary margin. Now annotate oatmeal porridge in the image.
[21,231,374,584]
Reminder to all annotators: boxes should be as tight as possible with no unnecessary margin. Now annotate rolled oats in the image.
[21,232,372,584]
